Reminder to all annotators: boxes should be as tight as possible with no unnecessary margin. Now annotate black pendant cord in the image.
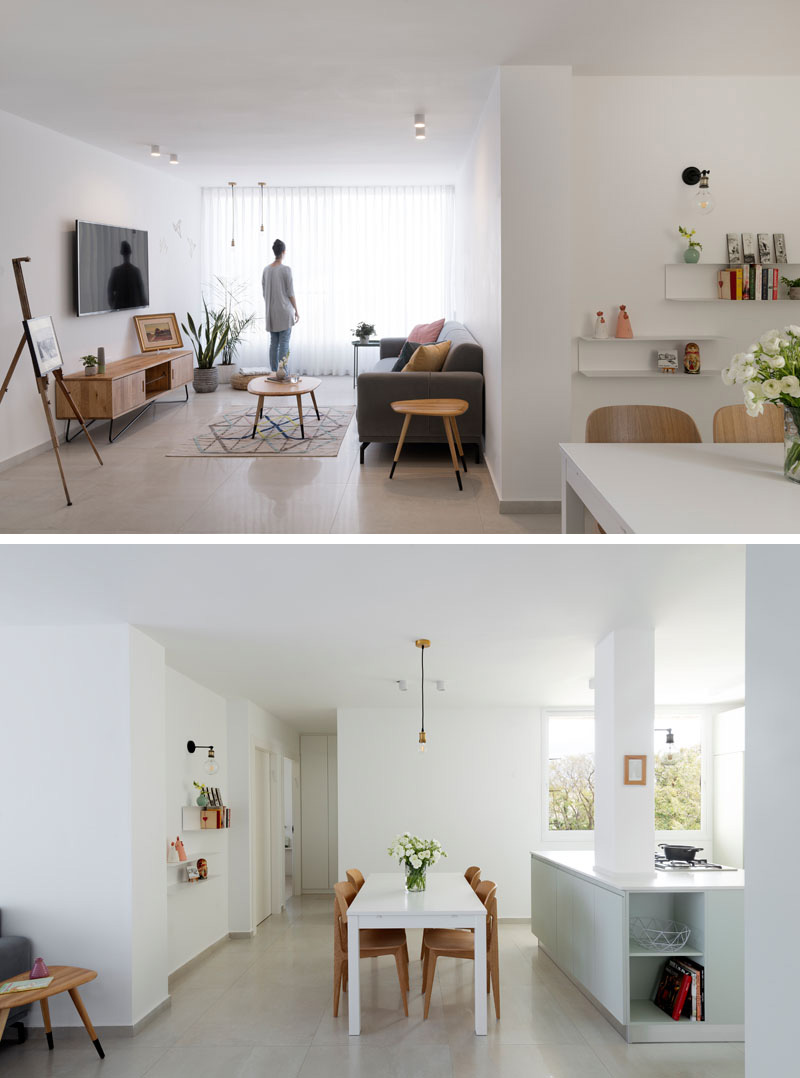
[420,644,425,735]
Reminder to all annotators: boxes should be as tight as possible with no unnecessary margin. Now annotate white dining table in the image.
[346,872,487,1036]
[560,441,800,533]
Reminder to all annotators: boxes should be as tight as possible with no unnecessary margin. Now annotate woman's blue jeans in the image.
[269,328,293,372]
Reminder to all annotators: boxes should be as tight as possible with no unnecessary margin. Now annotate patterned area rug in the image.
[166,405,354,457]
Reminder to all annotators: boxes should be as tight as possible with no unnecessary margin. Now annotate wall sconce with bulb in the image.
[187,740,220,775]
[682,166,715,214]
[655,727,676,764]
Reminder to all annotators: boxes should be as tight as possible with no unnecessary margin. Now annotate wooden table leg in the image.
[389,414,412,479]
[0,1009,9,1043]
[68,987,104,1059]
[310,390,321,421]
[442,416,463,491]
[296,393,305,439]
[251,396,263,438]
[449,416,467,473]
[40,997,54,1049]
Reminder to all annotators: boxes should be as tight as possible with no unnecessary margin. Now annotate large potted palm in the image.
[214,278,255,384]
[182,301,230,393]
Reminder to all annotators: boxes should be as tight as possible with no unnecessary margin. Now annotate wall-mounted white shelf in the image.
[167,873,222,896]
[181,805,230,831]
[665,262,800,302]
[577,335,727,379]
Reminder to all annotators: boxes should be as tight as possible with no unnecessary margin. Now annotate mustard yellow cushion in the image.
[403,340,451,372]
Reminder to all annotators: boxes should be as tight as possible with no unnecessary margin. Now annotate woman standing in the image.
[261,239,299,371]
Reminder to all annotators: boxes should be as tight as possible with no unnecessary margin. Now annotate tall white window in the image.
[546,712,595,833]
[654,714,705,834]
[200,186,455,377]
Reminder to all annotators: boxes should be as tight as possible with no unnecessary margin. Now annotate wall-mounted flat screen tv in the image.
[75,220,149,316]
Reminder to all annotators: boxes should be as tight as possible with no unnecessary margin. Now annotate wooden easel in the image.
[0,257,102,506]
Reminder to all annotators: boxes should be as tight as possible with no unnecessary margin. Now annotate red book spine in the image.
[672,973,692,1020]
[773,267,779,300]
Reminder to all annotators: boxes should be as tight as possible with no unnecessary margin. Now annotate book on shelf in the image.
[653,959,692,1021]
[718,264,778,300]
[667,957,705,1021]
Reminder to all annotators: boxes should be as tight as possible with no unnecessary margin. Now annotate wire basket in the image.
[630,917,691,953]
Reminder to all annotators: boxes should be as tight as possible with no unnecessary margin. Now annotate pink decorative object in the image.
[175,836,187,861]
[407,318,445,344]
[30,958,50,978]
[615,305,633,339]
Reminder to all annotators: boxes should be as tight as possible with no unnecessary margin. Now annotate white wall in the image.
[571,76,800,442]
[337,708,539,918]
[0,625,135,1027]
[165,668,229,973]
[745,549,798,1075]
[455,74,502,483]
[0,107,201,467]
[129,629,168,1024]
[300,734,338,893]
[712,705,744,869]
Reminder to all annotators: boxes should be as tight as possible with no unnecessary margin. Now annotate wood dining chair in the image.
[333,881,410,1019]
[713,403,782,442]
[464,866,481,888]
[421,884,499,1021]
[585,405,702,444]
[346,868,365,892]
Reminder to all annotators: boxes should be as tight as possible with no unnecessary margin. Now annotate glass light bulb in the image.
[690,185,715,215]
[204,757,219,775]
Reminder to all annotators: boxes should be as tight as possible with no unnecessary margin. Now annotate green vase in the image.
[683,248,700,264]
[196,793,209,807]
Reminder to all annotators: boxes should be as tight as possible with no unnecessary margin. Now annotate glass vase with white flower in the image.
[387,833,447,892]
[722,326,800,481]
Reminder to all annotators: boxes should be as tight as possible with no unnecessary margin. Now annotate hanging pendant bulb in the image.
[228,182,237,246]
[416,638,430,752]
[689,171,715,215]
[204,747,220,775]
[258,182,266,232]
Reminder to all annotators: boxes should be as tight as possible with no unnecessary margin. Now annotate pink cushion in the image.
[407,318,445,344]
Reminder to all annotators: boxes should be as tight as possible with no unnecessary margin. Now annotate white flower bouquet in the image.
[387,832,446,892]
[722,325,800,480]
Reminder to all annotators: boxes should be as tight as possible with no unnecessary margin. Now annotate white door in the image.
[254,749,272,925]
[291,758,301,896]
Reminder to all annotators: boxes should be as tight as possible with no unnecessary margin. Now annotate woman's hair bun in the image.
[272,239,286,257]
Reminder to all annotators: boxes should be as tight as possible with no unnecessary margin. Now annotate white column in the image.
[745,549,799,1075]
[593,627,655,877]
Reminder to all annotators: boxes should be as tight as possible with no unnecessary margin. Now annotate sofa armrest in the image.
[357,371,432,439]
[0,934,32,978]
[380,336,406,360]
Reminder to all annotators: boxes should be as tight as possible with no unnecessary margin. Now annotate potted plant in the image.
[781,276,800,300]
[678,226,702,263]
[181,300,230,393]
[214,277,255,383]
[81,354,98,376]
[352,321,376,342]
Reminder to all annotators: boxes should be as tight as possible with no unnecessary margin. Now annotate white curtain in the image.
[200,186,455,376]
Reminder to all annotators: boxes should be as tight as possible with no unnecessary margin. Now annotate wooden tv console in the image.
[55,349,193,442]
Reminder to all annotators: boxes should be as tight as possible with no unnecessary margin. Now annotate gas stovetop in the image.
[655,855,738,871]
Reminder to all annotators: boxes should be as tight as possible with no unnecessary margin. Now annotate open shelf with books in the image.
[665,262,800,301]
[181,805,231,830]
[577,336,727,378]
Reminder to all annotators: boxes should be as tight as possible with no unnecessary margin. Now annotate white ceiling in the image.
[1,2,798,186]
[0,544,744,732]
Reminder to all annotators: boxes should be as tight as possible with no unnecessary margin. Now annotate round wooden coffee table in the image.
[389,398,469,490]
[246,376,322,440]
[0,965,104,1058]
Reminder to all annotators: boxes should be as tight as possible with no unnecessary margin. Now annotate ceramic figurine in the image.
[684,341,701,374]
[197,857,208,880]
[168,840,179,863]
[615,305,633,338]
[175,836,187,861]
[593,311,609,339]
[30,958,50,979]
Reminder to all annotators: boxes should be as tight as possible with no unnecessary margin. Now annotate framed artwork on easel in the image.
[23,316,64,377]
[134,312,182,353]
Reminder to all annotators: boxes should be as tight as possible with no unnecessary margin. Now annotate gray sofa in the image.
[356,320,484,463]
[0,911,32,1044]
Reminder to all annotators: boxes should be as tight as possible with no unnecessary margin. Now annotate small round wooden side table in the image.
[389,398,469,490]
[246,376,322,440]
[0,966,104,1058]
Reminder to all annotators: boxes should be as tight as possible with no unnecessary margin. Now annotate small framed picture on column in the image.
[624,755,647,785]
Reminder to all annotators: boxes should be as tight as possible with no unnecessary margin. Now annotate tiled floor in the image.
[0,377,560,534]
[0,895,744,1077]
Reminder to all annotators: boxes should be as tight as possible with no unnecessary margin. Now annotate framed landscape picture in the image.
[23,315,64,378]
[134,312,183,353]
[774,234,788,264]
[757,234,773,264]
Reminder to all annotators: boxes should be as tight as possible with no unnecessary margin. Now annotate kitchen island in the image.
[530,850,744,1043]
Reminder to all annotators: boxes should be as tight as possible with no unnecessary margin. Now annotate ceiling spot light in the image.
[150,145,161,157]
[414,114,426,140]
[187,740,220,775]
[169,154,179,165]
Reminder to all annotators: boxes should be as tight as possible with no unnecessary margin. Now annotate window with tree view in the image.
[654,716,702,831]
[548,714,595,831]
